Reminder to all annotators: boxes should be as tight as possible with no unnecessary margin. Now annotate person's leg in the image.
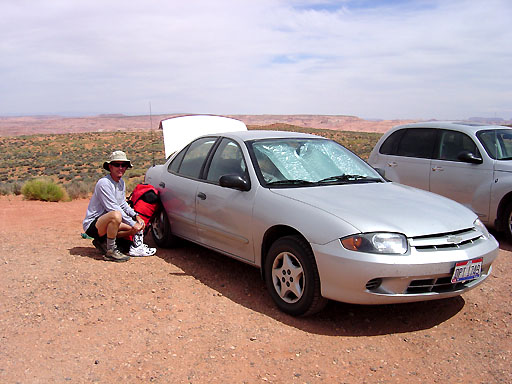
[95,211,129,262]
[86,217,107,254]
[95,211,123,240]
[128,229,156,257]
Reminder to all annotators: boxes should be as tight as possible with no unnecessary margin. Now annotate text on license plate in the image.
[451,258,483,283]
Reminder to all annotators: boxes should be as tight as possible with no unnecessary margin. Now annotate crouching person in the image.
[83,150,156,262]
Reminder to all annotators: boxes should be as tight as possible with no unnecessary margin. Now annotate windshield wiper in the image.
[318,174,382,184]
[266,179,315,186]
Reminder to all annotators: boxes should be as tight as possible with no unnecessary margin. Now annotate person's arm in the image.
[119,198,136,219]
[118,180,145,228]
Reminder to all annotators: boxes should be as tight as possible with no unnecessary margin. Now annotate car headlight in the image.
[474,219,490,239]
[341,233,408,254]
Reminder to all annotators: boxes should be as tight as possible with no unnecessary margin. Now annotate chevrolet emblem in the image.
[447,235,462,244]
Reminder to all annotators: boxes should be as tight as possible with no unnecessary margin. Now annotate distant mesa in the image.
[1,113,510,138]
[98,114,126,118]
[468,117,507,124]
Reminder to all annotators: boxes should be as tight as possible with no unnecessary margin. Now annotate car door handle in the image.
[387,162,397,168]
[197,192,206,200]
[159,182,165,188]
[432,166,444,172]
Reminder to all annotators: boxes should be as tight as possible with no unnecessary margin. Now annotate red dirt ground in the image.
[0,195,511,383]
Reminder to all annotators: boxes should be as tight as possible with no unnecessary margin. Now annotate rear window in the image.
[380,128,436,159]
[379,129,405,155]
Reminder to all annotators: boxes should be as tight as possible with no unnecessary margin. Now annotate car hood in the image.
[270,182,477,237]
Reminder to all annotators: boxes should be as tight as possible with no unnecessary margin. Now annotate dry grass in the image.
[0,125,382,197]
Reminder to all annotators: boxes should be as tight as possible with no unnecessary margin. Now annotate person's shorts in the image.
[85,217,104,240]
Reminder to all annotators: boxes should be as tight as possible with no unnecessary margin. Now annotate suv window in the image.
[397,129,436,158]
[379,129,405,155]
[436,130,480,161]
[477,129,512,160]
[380,128,436,158]
[169,137,217,178]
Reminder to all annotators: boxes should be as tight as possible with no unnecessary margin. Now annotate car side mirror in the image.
[457,151,483,164]
[219,174,250,191]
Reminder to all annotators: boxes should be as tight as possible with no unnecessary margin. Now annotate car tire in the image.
[264,235,327,316]
[151,209,179,248]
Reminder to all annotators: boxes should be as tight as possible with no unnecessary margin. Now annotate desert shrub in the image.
[0,181,24,196]
[66,180,94,199]
[125,176,145,194]
[12,182,23,195]
[43,168,57,176]
[125,167,146,178]
[0,182,13,195]
[21,178,69,202]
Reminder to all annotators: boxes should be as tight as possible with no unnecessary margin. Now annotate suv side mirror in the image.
[219,174,250,191]
[458,151,483,164]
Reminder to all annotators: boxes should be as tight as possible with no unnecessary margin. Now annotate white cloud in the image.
[0,0,511,119]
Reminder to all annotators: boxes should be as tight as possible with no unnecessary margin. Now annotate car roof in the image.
[198,129,323,142]
[390,121,512,135]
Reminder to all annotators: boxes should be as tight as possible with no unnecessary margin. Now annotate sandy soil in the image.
[0,195,511,383]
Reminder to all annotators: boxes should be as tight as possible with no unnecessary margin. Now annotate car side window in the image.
[206,138,247,183]
[396,128,436,159]
[379,129,406,155]
[171,137,217,178]
[168,147,187,173]
[436,130,480,161]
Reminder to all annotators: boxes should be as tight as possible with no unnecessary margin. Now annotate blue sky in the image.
[0,0,511,120]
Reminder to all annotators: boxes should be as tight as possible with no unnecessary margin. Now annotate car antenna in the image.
[149,101,155,167]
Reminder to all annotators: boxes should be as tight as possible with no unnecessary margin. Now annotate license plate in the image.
[451,258,483,283]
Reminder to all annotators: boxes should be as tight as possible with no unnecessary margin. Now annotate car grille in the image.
[406,276,477,294]
[408,227,484,251]
[365,227,489,295]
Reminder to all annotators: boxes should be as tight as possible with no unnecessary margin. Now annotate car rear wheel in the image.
[151,210,179,248]
[264,235,327,316]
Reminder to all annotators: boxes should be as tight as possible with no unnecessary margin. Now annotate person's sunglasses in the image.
[110,162,129,168]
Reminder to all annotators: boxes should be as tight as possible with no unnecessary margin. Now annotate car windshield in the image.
[477,129,512,160]
[250,138,382,186]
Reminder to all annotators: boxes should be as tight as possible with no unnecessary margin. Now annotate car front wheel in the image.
[264,235,327,316]
[151,210,179,248]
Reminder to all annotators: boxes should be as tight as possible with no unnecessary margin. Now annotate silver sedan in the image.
[145,119,499,316]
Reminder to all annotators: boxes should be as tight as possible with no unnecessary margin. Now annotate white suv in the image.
[369,121,512,240]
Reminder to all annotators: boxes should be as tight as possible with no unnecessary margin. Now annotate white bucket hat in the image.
[103,150,133,171]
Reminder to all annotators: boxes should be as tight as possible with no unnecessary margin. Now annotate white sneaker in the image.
[129,243,156,257]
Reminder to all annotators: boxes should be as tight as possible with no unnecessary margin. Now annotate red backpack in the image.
[127,183,160,234]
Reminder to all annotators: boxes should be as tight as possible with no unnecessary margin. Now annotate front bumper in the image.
[313,233,499,305]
